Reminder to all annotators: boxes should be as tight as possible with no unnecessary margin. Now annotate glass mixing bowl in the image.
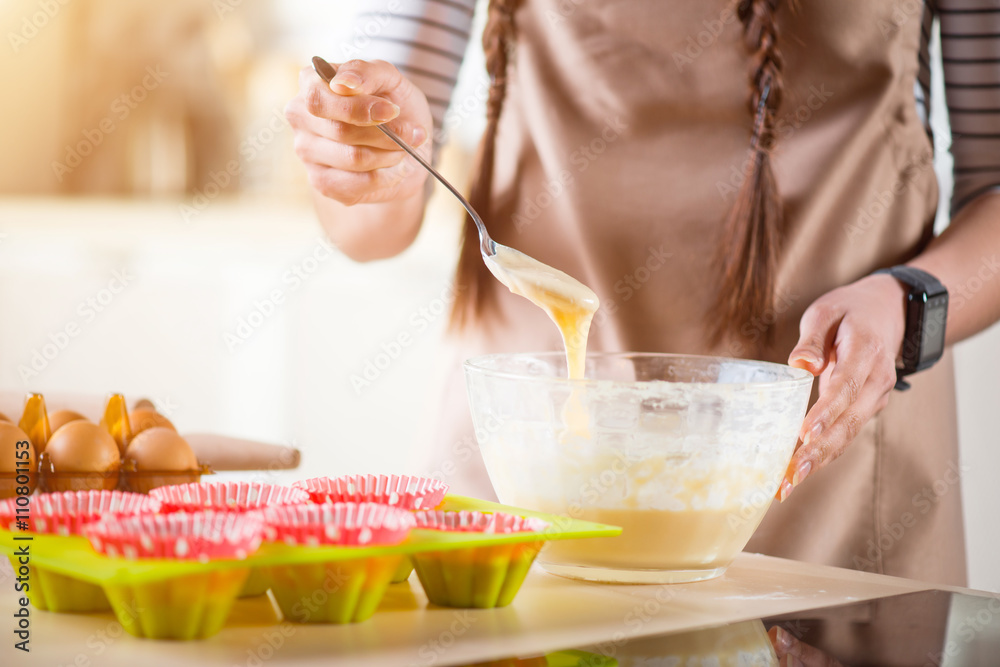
[464,352,813,584]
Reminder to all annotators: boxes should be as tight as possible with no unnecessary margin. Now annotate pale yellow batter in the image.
[541,505,769,571]
[484,246,599,379]
[484,245,777,581]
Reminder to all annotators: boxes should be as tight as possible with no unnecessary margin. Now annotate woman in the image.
[286,0,1000,587]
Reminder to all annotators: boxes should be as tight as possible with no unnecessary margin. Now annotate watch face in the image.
[920,295,948,365]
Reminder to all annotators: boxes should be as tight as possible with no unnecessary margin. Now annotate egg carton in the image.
[0,392,210,497]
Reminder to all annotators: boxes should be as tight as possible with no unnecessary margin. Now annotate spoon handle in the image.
[311,56,494,255]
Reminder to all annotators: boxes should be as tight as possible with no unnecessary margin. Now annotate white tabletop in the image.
[0,552,951,667]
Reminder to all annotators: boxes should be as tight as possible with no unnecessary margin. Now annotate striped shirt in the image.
[346,0,1000,217]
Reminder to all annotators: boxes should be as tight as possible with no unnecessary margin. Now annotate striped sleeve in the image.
[935,0,1000,215]
[338,0,477,151]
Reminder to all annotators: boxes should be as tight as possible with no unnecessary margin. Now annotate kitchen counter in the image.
[2,552,989,666]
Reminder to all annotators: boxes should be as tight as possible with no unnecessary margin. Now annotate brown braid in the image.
[452,0,785,344]
[709,0,786,346]
[449,0,519,330]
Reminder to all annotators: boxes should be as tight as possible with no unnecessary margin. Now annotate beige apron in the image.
[428,0,967,586]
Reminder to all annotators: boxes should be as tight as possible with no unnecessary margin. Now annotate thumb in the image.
[789,302,842,375]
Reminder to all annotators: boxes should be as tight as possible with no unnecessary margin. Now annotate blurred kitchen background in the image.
[1,1,998,590]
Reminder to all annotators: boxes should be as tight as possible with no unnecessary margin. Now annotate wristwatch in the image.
[873,266,949,391]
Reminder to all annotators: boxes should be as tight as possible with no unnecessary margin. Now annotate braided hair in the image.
[710,0,786,345]
[450,0,786,348]
[449,0,518,329]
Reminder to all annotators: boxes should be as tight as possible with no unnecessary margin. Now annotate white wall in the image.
[0,195,462,486]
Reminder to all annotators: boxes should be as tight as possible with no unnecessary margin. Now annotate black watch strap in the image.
[873,266,949,391]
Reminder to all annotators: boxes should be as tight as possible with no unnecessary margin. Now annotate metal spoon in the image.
[311,56,496,259]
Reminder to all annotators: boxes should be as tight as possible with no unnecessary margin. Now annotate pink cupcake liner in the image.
[292,474,448,510]
[0,490,160,536]
[261,502,416,547]
[413,510,549,534]
[83,511,263,562]
[149,482,311,513]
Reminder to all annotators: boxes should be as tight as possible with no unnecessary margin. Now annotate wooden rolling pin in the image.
[0,391,302,472]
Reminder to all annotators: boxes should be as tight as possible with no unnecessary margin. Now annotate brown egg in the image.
[0,422,37,498]
[124,427,199,494]
[133,398,156,411]
[128,409,176,437]
[0,411,10,423]
[126,428,197,471]
[49,410,88,434]
[44,421,120,492]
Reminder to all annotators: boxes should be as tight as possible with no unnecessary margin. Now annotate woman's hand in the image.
[768,626,845,666]
[285,59,432,206]
[778,274,908,501]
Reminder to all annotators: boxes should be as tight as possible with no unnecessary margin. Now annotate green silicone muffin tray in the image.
[0,496,620,638]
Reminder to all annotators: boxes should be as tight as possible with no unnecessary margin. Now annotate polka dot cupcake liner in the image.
[0,490,160,536]
[83,511,263,562]
[293,474,448,510]
[408,511,549,609]
[261,502,416,547]
[413,510,549,534]
[149,481,311,513]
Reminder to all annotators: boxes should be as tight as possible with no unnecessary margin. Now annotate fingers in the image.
[788,301,843,375]
[778,275,908,502]
[798,331,885,445]
[288,69,428,147]
[778,359,894,501]
[293,110,426,152]
[770,626,846,667]
[328,59,406,97]
[286,60,432,206]
[297,60,409,126]
[293,132,406,172]
[304,159,424,206]
[298,69,399,126]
